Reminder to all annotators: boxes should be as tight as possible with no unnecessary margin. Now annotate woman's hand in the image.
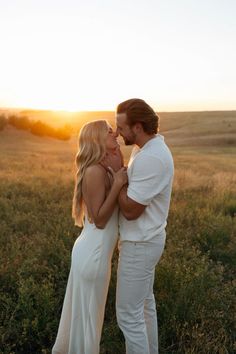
[102,147,124,172]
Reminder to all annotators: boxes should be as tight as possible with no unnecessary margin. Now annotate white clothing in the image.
[119,135,174,242]
[52,207,118,354]
[116,232,166,354]
[117,135,174,354]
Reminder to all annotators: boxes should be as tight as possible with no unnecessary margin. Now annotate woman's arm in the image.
[82,164,127,229]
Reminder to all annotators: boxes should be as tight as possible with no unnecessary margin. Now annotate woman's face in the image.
[106,124,119,150]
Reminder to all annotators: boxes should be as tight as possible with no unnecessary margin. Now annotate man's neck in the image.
[136,133,156,148]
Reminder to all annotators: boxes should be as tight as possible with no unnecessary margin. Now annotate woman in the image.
[52,120,127,354]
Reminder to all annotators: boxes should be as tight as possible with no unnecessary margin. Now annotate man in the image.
[115,98,174,354]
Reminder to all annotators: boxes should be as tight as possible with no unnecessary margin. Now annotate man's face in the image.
[116,113,136,145]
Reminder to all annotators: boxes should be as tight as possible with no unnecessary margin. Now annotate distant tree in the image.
[30,120,49,136]
[18,116,31,130]
[55,124,72,140]
[30,120,71,140]
[8,114,18,127]
[8,115,31,130]
[0,114,7,131]
[8,114,72,140]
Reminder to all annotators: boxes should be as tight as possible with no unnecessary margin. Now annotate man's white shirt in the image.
[119,134,174,242]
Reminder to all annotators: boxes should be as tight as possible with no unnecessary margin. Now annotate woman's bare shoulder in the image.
[83,164,107,197]
[84,164,106,180]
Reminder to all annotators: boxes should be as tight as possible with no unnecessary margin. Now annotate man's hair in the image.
[117,98,159,134]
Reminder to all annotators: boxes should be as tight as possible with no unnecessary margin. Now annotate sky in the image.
[0,0,235,112]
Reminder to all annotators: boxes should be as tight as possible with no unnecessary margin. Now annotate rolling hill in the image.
[1,110,235,149]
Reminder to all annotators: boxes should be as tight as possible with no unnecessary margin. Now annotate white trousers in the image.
[116,232,166,354]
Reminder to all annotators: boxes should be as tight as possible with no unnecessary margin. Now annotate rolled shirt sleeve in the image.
[127,154,167,206]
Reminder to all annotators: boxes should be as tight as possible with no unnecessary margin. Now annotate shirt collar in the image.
[140,134,164,151]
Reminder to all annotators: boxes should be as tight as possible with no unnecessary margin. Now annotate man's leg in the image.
[116,238,165,354]
[144,272,159,354]
[116,241,150,354]
[144,234,166,354]
[116,234,166,354]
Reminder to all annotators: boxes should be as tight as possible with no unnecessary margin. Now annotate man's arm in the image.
[118,154,167,221]
[118,184,146,220]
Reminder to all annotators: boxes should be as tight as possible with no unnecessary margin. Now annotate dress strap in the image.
[98,163,113,176]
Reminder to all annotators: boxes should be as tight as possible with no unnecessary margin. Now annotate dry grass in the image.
[1,120,235,189]
[0,111,236,353]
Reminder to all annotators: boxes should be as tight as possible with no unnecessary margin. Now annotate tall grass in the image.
[0,141,235,353]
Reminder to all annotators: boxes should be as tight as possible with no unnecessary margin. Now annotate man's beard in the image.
[123,131,136,145]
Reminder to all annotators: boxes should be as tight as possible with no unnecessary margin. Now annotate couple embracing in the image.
[52,98,174,354]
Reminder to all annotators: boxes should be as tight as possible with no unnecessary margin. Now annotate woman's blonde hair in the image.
[72,120,109,226]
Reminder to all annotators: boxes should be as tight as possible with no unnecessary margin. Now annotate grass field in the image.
[0,111,236,353]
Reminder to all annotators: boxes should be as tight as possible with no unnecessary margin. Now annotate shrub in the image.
[0,114,7,131]
[7,115,71,140]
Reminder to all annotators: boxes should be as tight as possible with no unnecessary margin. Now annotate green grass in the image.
[0,112,236,353]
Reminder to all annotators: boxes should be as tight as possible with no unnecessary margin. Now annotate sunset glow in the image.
[0,0,236,112]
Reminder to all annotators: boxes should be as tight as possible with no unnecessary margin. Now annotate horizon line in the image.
[1,106,236,114]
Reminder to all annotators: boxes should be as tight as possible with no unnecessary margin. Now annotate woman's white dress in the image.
[52,207,118,354]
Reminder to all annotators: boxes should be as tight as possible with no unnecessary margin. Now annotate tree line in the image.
[0,114,72,140]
